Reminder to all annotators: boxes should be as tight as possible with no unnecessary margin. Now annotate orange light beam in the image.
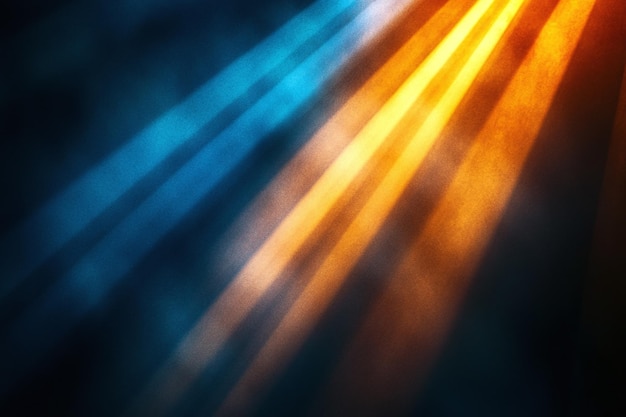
[182,0,496,363]
[137,0,499,410]
[215,0,475,266]
[122,0,487,414]
[323,0,598,413]
[216,0,529,413]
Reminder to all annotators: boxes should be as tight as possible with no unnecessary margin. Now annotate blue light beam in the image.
[1,0,414,394]
[0,0,356,299]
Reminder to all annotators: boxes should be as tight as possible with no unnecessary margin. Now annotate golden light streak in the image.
[219,0,497,302]
[217,0,474,263]
[319,0,598,413]
[216,0,528,413]
[124,1,492,414]
[199,0,495,350]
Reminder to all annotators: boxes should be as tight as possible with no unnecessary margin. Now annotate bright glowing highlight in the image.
[216,0,529,413]
[321,0,597,413]
[147,2,500,413]
[113,1,416,415]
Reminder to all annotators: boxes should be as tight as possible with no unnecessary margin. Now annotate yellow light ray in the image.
[216,0,475,265]
[320,0,598,413]
[217,0,497,308]
[132,1,501,412]
[124,0,495,413]
[198,0,495,348]
[216,0,528,413]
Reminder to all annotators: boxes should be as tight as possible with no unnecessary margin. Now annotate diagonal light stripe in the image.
[6,0,413,326]
[146,0,499,411]
[0,0,357,298]
[212,0,496,311]
[2,0,418,404]
[214,0,480,273]
[92,1,418,415]
[323,0,598,413]
[216,0,529,413]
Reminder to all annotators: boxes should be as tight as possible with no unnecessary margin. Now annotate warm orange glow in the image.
[125,1,493,414]
[216,0,529,413]
[318,0,597,413]
[216,0,476,265]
